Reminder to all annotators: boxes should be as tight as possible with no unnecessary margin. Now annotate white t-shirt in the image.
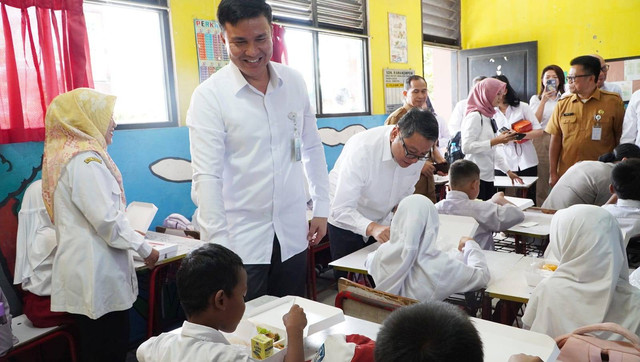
[493,102,542,171]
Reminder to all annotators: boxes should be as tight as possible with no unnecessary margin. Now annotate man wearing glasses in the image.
[327,108,438,279]
[592,54,623,98]
[546,55,625,186]
[384,75,448,203]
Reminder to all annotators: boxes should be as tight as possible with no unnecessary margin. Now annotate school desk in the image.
[506,210,553,254]
[134,231,205,338]
[248,295,559,361]
[494,176,538,198]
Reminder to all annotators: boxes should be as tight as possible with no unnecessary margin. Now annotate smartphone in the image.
[546,78,557,92]
[499,126,511,133]
[514,133,526,140]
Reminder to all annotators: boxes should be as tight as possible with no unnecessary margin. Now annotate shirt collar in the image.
[571,87,602,103]
[180,321,230,344]
[616,199,640,209]
[382,126,395,163]
[446,190,471,200]
[228,61,282,96]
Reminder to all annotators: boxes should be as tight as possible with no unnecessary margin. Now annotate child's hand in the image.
[283,304,307,334]
[458,236,473,251]
[491,191,507,205]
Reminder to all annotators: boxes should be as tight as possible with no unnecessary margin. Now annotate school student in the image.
[137,244,307,362]
[435,160,525,250]
[365,194,490,301]
[523,205,640,339]
[601,158,640,246]
[374,301,543,362]
[542,143,640,210]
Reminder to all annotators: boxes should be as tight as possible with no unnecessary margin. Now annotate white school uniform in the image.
[51,152,152,319]
[523,205,640,340]
[602,199,640,247]
[435,190,524,250]
[365,195,490,301]
[461,111,510,182]
[136,321,252,362]
[493,103,541,172]
[14,180,56,296]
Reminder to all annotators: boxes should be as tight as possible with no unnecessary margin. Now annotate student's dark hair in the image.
[404,75,427,91]
[492,74,520,107]
[472,75,487,84]
[217,0,273,28]
[537,65,566,99]
[176,244,245,317]
[397,108,439,142]
[449,159,480,188]
[598,143,640,163]
[611,158,640,201]
[570,55,601,83]
[375,301,484,362]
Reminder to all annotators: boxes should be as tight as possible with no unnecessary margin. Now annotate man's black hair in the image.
[611,158,640,201]
[217,0,273,28]
[375,301,484,362]
[397,108,439,142]
[404,75,427,91]
[176,243,245,317]
[570,55,601,83]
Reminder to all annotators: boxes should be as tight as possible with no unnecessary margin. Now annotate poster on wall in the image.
[384,68,415,113]
[388,13,408,63]
[194,19,229,83]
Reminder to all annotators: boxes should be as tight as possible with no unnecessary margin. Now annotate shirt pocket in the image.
[110,183,123,211]
[559,115,578,136]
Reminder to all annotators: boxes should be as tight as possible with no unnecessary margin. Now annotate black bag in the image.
[445,130,464,165]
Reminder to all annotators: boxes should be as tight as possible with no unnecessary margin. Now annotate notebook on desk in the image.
[436,214,479,252]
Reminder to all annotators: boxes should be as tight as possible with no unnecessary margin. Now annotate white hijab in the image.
[523,205,640,340]
[366,194,488,301]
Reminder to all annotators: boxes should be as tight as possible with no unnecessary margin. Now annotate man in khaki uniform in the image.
[385,75,446,202]
[546,55,624,187]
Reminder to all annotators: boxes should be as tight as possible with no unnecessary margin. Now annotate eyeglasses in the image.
[566,74,592,82]
[400,137,429,161]
[601,64,610,72]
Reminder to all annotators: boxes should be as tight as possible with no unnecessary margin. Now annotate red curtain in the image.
[271,23,287,64]
[0,0,93,144]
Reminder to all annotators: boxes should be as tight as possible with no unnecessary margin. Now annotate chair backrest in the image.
[334,278,418,324]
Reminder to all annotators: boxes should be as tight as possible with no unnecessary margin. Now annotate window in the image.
[422,0,460,47]
[268,0,369,116]
[84,0,177,128]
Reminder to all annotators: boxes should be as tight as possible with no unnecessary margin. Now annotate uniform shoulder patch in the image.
[84,156,102,164]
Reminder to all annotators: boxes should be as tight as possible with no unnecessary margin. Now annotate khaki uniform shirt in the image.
[545,88,624,177]
[384,104,412,126]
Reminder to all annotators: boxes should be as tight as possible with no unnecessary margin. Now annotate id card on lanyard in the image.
[591,110,604,141]
[289,112,302,162]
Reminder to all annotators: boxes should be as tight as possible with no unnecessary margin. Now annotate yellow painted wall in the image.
[169,0,423,121]
[368,0,424,114]
[461,0,640,90]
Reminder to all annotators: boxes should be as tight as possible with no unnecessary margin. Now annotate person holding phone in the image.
[529,65,565,206]
[491,75,543,204]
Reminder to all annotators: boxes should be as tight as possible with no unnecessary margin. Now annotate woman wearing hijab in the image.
[365,194,490,302]
[461,78,522,200]
[522,205,640,340]
[42,88,159,362]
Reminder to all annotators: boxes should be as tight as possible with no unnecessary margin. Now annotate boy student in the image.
[602,158,640,246]
[374,301,543,362]
[137,244,307,362]
[435,159,524,250]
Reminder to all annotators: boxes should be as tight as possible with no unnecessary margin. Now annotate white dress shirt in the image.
[187,61,330,264]
[602,81,623,99]
[435,190,525,250]
[541,161,615,210]
[448,98,467,136]
[621,89,640,146]
[460,112,510,182]
[51,152,152,319]
[137,321,252,362]
[435,113,450,152]
[602,199,640,247]
[493,102,541,172]
[14,180,56,296]
[365,195,490,301]
[529,93,561,129]
[328,125,423,237]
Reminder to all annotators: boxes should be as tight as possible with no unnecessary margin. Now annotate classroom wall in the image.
[461,0,640,90]
[169,0,423,122]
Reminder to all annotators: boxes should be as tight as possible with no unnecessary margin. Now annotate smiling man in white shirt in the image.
[328,108,439,279]
[187,0,330,301]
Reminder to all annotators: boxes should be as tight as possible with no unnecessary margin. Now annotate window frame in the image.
[84,0,179,130]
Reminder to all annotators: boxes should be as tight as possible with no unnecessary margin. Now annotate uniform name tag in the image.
[591,125,602,141]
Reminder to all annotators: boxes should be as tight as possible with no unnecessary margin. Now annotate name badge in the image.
[289,112,301,162]
[591,125,602,141]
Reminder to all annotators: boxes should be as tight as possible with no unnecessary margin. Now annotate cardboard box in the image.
[133,239,178,262]
[125,201,158,233]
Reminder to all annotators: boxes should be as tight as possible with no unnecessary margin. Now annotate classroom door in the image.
[455,41,538,103]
